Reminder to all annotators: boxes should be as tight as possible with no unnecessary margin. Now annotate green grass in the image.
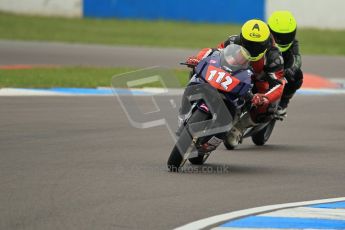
[1,12,345,55]
[0,67,189,88]
[0,12,237,49]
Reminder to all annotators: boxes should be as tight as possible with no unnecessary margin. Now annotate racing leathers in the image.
[279,39,303,109]
[185,35,284,123]
[218,35,285,122]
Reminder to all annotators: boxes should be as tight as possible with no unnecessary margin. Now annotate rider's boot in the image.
[277,94,293,117]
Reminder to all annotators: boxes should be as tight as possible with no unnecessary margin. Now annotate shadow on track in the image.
[225,144,324,154]
[163,144,320,175]
[166,163,285,176]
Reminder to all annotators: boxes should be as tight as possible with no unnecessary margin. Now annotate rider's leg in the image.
[279,69,303,114]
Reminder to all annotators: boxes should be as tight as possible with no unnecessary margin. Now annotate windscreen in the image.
[220,44,251,73]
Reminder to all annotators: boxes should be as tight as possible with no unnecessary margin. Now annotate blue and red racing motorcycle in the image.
[167,44,256,172]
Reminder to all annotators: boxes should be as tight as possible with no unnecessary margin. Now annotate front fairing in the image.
[194,54,253,106]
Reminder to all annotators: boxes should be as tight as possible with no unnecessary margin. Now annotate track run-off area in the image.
[1,40,345,230]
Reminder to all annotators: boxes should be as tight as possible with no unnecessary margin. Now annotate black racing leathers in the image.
[280,39,303,108]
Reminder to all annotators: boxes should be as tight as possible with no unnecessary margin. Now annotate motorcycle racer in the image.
[268,11,303,115]
[185,19,285,146]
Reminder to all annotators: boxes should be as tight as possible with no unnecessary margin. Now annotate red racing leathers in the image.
[219,35,285,109]
[187,35,285,122]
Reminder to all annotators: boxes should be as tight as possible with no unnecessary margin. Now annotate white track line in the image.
[211,228,299,230]
[174,197,345,230]
[298,88,345,94]
[0,88,64,96]
[261,206,345,221]
[0,88,184,96]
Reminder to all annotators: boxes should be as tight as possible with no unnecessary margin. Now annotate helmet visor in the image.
[277,43,293,52]
[247,50,266,62]
[271,29,296,46]
[241,35,269,61]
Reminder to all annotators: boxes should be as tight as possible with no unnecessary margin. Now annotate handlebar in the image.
[180,62,197,68]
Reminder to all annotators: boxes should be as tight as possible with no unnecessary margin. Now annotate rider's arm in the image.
[186,48,215,80]
[291,40,302,69]
[196,48,214,60]
[264,71,285,103]
[284,39,302,80]
[217,40,229,49]
[186,48,214,67]
[217,35,239,49]
[263,48,285,103]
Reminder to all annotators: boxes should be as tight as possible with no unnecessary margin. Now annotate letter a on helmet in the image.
[242,19,270,42]
[240,19,270,61]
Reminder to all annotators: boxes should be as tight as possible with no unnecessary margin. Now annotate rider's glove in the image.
[252,93,269,107]
[185,56,200,67]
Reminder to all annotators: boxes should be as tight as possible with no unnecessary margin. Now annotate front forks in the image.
[180,137,198,168]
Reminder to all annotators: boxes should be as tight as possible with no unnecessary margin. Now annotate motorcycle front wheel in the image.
[167,110,209,172]
[188,155,206,165]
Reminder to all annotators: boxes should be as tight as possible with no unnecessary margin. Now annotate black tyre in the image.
[251,120,276,146]
[223,130,238,150]
[167,110,209,172]
[167,145,184,172]
[188,155,205,165]
[223,140,236,150]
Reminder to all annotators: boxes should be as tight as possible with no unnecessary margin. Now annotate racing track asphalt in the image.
[1,40,345,79]
[1,40,345,230]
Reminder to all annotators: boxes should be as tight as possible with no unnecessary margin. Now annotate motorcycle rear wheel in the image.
[251,120,276,146]
[223,140,236,150]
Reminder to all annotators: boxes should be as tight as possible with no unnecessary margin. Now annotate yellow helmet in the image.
[268,11,297,52]
[240,19,270,61]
